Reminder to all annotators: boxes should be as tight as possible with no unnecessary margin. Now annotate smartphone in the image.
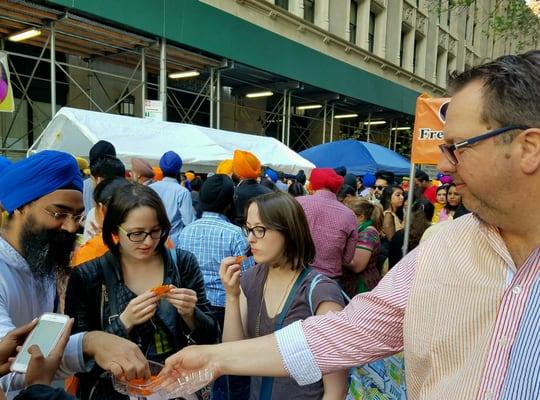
[11,313,70,374]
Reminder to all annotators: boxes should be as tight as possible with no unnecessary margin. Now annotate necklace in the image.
[255,268,299,337]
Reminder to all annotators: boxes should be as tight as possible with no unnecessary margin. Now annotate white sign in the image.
[144,100,163,121]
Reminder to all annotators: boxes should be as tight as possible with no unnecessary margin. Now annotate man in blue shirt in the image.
[178,174,253,315]
[177,173,253,400]
[150,151,195,245]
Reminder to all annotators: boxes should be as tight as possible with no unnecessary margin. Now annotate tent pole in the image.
[50,22,56,117]
[402,161,416,257]
[330,104,334,142]
[159,38,167,121]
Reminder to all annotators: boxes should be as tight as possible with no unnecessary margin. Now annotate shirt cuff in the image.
[275,320,322,386]
[60,332,88,375]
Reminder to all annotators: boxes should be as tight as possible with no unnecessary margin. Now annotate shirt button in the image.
[512,285,523,295]
[498,336,508,346]
[484,390,493,400]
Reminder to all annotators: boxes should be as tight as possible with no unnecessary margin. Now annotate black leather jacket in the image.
[65,248,219,352]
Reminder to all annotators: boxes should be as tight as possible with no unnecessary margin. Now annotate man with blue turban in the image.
[0,150,150,395]
[150,150,195,244]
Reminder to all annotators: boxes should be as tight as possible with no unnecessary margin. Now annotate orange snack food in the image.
[151,284,173,298]
[235,255,246,264]
[128,376,160,396]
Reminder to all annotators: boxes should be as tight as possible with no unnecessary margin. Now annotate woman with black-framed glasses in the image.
[65,183,218,400]
[220,191,348,400]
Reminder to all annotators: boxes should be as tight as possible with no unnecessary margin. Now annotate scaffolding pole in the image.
[366,112,371,142]
[50,23,56,117]
[281,89,288,144]
[329,104,335,142]
[322,101,327,144]
[286,91,291,147]
[216,69,221,129]
[209,68,215,128]
[141,47,146,116]
[159,38,167,121]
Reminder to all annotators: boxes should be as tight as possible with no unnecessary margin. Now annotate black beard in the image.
[20,216,76,286]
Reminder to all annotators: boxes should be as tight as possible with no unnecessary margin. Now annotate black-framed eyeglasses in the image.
[242,225,267,239]
[118,226,165,243]
[41,208,85,224]
[439,125,529,166]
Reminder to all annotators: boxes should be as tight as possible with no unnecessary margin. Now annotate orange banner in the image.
[410,94,450,164]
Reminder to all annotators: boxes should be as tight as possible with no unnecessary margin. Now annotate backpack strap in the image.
[259,267,311,400]
[308,273,351,315]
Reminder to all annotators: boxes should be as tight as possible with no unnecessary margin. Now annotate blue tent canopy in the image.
[299,139,411,176]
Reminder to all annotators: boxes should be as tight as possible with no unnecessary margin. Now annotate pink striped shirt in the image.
[275,214,540,399]
[296,190,357,278]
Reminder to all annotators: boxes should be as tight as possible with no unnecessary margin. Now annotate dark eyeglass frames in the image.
[118,226,165,243]
[242,225,267,239]
[439,125,529,165]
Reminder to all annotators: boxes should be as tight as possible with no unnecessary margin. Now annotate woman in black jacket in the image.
[65,183,218,399]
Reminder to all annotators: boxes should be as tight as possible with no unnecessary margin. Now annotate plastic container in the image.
[157,368,213,399]
[112,360,165,398]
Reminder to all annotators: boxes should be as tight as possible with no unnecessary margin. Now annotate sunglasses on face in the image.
[374,185,387,191]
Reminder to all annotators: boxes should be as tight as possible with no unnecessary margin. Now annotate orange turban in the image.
[216,159,234,175]
[232,150,261,180]
[152,166,164,181]
[309,168,344,194]
[185,172,195,182]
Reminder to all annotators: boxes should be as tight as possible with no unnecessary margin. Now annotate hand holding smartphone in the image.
[11,313,71,375]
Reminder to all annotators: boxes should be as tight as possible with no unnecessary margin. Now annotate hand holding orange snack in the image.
[151,284,174,299]
[234,255,246,264]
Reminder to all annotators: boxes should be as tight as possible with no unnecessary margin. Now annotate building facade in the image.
[0,0,536,160]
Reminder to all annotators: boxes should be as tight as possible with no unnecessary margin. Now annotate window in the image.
[275,0,289,11]
[304,0,315,23]
[447,7,451,27]
[349,0,358,43]
[368,12,376,53]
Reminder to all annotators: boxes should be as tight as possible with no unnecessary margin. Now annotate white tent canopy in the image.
[29,107,315,174]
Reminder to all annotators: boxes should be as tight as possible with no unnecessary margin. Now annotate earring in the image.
[112,235,120,245]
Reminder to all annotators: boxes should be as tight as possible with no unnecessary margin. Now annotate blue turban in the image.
[0,156,11,174]
[0,150,83,213]
[159,151,182,177]
[265,168,278,183]
[362,173,376,187]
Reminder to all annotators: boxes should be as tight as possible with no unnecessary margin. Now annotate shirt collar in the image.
[0,235,30,272]
[202,211,230,222]
[474,214,517,271]
[313,189,338,200]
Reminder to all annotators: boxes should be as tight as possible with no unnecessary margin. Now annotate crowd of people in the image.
[0,50,538,400]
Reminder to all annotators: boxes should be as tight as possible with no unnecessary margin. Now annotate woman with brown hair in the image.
[219,191,348,400]
[341,197,383,297]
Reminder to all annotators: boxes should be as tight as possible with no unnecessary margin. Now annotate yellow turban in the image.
[216,159,234,175]
[185,172,195,182]
[75,157,90,176]
[232,150,261,180]
[152,166,164,181]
